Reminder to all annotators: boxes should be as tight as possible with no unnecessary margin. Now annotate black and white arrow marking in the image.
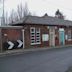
[6,40,23,49]
[7,41,14,49]
[17,40,23,48]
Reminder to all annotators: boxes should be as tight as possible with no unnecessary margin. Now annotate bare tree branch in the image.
[9,2,32,24]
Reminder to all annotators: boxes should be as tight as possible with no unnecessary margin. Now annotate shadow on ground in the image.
[66,66,72,72]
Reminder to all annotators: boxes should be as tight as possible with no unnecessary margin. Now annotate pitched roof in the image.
[12,15,72,26]
[0,26,23,29]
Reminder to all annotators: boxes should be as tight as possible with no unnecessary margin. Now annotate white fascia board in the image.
[59,28,64,31]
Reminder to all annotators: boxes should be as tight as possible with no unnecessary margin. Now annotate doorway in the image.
[49,27,55,46]
[59,28,65,45]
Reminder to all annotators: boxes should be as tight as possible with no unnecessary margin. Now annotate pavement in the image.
[0,45,72,57]
[0,45,72,72]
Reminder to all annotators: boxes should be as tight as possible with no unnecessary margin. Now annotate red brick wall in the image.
[2,29,22,42]
[55,27,59,46]
[24,25,72,48]
[65,27,72,45]
[24,24,49,48]
[55,26,72,46]
[1,28,23,50]
[1,25,72,50]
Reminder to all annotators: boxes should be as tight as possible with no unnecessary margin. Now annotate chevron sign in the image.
[17,40,23,48]
[7,40,23,49]
[7,41,14,49]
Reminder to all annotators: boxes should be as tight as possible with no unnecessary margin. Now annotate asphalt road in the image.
[0,47,72,72]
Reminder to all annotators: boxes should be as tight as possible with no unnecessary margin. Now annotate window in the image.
[68,30,71,40]
[42,34,49,41]
[30,27,35,44]
[30,27,40,45]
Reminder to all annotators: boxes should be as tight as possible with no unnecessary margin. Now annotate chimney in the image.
[43,13,48,17]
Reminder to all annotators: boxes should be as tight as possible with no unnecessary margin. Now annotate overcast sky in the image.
[0,0,72,20]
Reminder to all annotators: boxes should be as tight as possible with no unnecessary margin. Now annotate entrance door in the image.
[49,28,55,46]
[59,29,65,45]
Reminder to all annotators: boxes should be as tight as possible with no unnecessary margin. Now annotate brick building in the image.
[0,14,72,51]
[0,26,23,51]
[12,14,72,49]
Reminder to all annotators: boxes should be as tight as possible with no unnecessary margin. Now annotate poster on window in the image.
[42,34,49,41]
[65,35,68,40]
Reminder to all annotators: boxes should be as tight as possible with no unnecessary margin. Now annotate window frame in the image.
[30,27,41,45]
[68,29,72,41]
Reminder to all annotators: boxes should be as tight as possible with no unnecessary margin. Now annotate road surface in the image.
[0,47,72,72]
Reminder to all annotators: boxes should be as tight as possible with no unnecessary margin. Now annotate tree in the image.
[9,2,32,24]
[0,0,5,26]
[17,3,23,20]
[17,2,31,20]
[9,9,17,23]
[55,9,65,19]
[23,2,29,17]
[4,11,8,24]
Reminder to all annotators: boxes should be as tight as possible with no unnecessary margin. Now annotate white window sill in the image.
[31,42,41,45]
[68,39,72,41]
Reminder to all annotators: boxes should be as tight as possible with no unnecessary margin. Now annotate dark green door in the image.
[59,31,65,45]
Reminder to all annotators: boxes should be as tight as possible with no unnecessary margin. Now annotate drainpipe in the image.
[0,28,2,52]
[22,16,28,49]
[22,29,25,49]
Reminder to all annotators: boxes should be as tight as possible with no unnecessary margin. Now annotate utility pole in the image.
[0,28,2,52]
[0,0,5,52]
[1,0,5,26]
[22,29,25,49]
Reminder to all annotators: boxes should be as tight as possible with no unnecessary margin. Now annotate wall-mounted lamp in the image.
[4,34,7,36]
